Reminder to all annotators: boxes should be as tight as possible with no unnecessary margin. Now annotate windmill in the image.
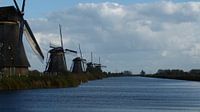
[0,0,44,75]
[93,57,106,73]
[86,52,106,73]
[86,52,95,73]
[71,44,87,73]
[45,24,77,74]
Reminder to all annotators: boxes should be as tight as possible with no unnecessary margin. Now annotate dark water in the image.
[1,77,200,112]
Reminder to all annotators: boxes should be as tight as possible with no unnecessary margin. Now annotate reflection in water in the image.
[1,77,200,112]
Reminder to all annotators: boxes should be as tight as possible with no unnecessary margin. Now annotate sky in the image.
[1,0,200,74]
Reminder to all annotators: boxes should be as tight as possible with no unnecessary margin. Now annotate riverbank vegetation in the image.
[144,69,200,81]
[0,71,107,90]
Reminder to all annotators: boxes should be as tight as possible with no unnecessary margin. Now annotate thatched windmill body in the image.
[86,52,95,73]
[94,57,106,72]
[71,44,86,73]
[45,25,77,74]
[0,0,44,75]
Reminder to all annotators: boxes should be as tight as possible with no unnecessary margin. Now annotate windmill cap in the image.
[49,47,64,53]
[73,57,82,61]
[0,6,20,21]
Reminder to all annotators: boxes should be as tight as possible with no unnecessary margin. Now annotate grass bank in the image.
[0,72,107,91]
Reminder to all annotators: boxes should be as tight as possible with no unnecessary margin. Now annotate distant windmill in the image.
[93,57,106,73]
[86,52,106,73]
[71,44,86,73]
[86,52,94,73]
[0,0,44,75]
[45,25,77,74]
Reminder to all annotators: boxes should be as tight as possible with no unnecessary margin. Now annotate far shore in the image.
[142,69,200,82]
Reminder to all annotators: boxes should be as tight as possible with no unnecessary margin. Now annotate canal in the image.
[1,77,200,112]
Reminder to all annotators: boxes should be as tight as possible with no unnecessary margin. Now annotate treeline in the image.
[106,70,135,77]
[145,69,200,81]
[0,71,107,90]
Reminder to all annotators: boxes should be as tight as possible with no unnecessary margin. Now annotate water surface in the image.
[1,77,200,112]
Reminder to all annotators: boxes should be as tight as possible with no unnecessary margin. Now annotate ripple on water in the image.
[1,77,200,112]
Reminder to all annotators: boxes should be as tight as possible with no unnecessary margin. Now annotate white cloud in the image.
[27,1,200,73]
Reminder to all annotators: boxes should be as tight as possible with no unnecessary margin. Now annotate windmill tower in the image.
[93,57,106,73]
[86,52,94,73]
[45,25,77,74]
[0,0,44,75]
[71,44,86,73]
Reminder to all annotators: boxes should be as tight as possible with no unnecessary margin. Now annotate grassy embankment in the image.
[144,70,200,81]
[0,71,107,90]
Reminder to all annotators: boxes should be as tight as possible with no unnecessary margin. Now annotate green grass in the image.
[0,72,107,90]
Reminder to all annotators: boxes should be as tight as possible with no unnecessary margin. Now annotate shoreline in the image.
[0,72,139,91]
[143,74,200,82]
[0,72,107,91]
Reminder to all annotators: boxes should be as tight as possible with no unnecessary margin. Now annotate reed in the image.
[0,71,107,90]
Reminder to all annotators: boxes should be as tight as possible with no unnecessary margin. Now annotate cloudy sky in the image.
[1,0,200,73]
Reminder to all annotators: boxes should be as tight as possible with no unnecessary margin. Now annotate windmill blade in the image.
[79,44,83,58]
[91,52,93,63]
[99,57,101,64]
[13,0,21,13]
[45,52,49,72]
[22,0,26,13]
[18,19,25,42]
[13,0,26,43]
[50,45,56,49]
[65,49,77,54]
[24,20,44,62]
[81,58,86,62]
[81,59,87,64]
[78,44,85,70]
[59,24,64,48]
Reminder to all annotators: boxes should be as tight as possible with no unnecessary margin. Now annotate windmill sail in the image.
[78,44,86,71]
[24,20,44,62]
[59,24,64,48]
[21,0,26,13]
[65,49,77,53]
[13,0,21,14]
